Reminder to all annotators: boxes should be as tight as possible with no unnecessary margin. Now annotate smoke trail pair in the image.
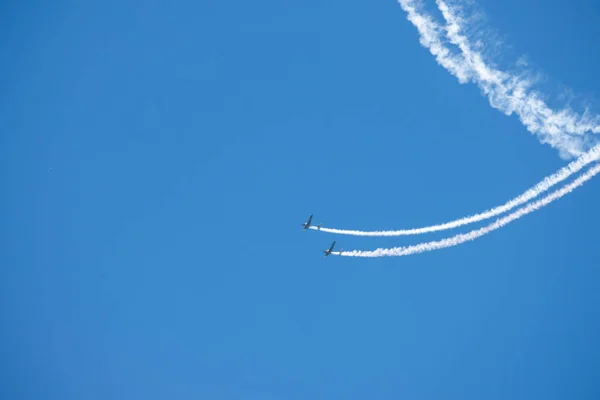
[311,1,600,257]
[399,0,600,158]
[336,163,600,257]
[310,145,600,236]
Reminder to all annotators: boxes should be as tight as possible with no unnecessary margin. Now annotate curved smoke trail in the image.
[399,0,600,158]
[337,163,600,257]
[308,0,600,237]
[310,145,600,236]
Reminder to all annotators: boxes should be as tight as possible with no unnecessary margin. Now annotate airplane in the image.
[301,214,323,231]
[301,214,313,230]
[322,241,336,257]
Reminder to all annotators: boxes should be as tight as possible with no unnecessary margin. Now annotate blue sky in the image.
[2,0,600,398]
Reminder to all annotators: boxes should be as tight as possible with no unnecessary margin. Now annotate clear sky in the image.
[2,0,600,398]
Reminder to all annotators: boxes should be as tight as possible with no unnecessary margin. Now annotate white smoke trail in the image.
[309,1,600,246]
[397,0,470,82]
[337,163,600,257]
[309,145,600,236]
[398,0,600,159]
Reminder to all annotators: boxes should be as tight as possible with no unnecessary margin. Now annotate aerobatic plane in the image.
[322,241,336,257]
[301,214,322,230]
[301,214,314,230]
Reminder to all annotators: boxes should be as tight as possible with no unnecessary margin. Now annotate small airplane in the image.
[322,241,337,257]
[301,214,322,230]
